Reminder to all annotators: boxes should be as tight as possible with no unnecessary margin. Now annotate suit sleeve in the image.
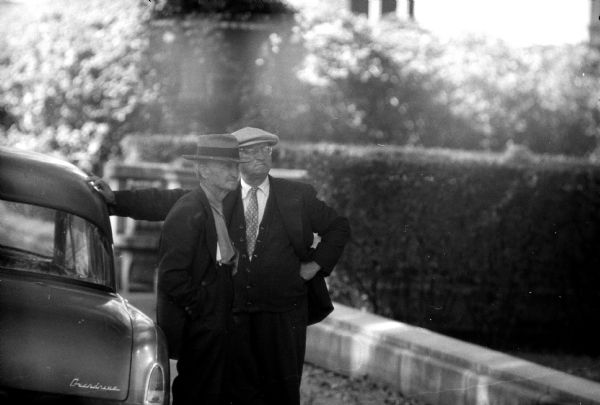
[157,195,205,318]
[303,185,350,276]
[110,188,189,221]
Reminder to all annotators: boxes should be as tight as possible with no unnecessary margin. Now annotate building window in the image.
[351,0,399,18]
[351,0,369,15]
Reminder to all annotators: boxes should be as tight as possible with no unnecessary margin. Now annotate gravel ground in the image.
[168,352,599,405]
[300,364,423,405]
[168,361,422,404]
[511,352,600,383]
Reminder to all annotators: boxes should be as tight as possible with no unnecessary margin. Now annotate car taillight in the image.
[144,364,165,405]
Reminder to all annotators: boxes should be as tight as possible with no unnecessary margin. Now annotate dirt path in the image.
[168,361,420,404]
[300,363,422,405]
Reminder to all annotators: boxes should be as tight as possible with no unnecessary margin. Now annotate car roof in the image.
[0,147,112,241]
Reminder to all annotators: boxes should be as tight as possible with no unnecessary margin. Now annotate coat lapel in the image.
[223,178,307,258]
[223,184,241,227]
[196,187,218,263]
[270,176,307,259]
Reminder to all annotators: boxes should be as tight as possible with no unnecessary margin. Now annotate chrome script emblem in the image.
[70,378,121,392]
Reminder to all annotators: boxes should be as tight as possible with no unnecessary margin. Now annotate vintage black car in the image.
[0,147,170,404]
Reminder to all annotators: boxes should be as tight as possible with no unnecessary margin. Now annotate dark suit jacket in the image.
[156,187,230,358]
[113,176,350,324]
[225,176,348,275]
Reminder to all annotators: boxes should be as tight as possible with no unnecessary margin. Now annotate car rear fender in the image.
[125,302,170,405]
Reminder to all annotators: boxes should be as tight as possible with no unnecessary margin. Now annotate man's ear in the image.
[195,162,209,180]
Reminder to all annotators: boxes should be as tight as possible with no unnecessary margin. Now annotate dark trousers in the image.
[171,263,234,405]
[172,322,232,405]
[230,302,308,405]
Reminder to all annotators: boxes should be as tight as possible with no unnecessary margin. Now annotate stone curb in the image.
[306,303,600,405]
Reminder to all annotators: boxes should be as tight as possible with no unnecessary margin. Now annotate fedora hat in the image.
[183,133,250,163]
[231,127,279,148]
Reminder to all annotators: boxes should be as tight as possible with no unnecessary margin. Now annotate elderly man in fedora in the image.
[93,127,350,405]
[156,133,248,405]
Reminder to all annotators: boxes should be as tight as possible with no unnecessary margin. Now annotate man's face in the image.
[238,142,273,181]
[199,160,240,194]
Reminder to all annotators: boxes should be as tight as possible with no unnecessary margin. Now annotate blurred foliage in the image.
[434,36,600,156]
[0,0,158,172]
[1,1,600,169]
[239,12,600,158]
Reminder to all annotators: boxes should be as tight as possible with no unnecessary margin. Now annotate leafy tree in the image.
[2,0,599,167]
[0,0,158,172]
[433,37,600,156]
[239,11,600,157]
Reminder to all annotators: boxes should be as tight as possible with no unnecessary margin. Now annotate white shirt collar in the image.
[241,176,270,198]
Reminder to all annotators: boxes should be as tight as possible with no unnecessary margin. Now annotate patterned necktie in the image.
[245,186,259,256]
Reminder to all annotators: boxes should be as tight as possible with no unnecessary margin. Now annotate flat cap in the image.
[231,127,279,148]
[182,133,250,163]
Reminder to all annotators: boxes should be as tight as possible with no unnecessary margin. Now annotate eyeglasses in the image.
[239,144,273,157]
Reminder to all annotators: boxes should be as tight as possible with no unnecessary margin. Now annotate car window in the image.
[0,199,114,288]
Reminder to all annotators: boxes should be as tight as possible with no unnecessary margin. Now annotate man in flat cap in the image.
[156,133,247,405]
[93,127,350,405]
[225,127,349,405]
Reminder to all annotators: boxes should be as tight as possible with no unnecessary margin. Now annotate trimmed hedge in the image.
[120,135,600,352]
[277,143,600,353]
[120,134,198,163]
